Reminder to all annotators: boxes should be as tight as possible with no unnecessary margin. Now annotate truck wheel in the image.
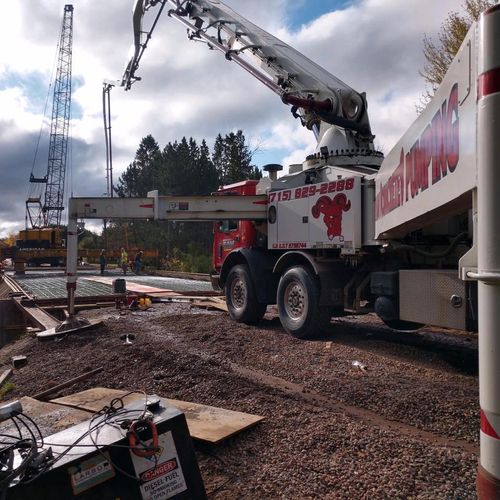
[226,264,267,325]
[277,266,331,339]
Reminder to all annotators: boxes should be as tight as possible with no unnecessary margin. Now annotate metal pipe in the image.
[167,11,284,96]
[477,5,500,497]
[66,202,78,317]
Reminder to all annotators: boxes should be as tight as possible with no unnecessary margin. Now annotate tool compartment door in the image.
[268,177,361,252]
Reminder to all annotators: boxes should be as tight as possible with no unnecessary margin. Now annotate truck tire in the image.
[382,319,423,331]
[277,266,331,339]
[225,264,267,325]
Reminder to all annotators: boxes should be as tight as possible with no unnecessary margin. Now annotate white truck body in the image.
[375,26,478,239]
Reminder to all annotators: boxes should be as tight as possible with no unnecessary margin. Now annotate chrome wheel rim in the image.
[230,277,247,310]
[284,281,308,321]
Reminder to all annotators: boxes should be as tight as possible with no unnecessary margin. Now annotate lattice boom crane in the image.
[27,4,73,230]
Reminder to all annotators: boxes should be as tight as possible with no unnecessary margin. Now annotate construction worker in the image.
[134,250,143,274]
[99,249,106,275]
[120,248,128,275]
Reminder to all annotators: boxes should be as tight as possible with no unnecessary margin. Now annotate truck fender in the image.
[219,248,278,304]
[273,252,348,308]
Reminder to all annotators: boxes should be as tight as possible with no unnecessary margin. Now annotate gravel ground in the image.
[0,303,479,498]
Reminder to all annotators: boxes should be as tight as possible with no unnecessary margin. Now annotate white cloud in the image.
[0,0,467,237]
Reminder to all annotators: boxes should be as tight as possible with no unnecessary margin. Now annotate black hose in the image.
[388,232,468,259]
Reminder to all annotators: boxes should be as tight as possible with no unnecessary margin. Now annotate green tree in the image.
[420,0,495,103]
[213,130,261,185]
[78,228,103,250]
[112,134,221,270]
[115,134,161,197]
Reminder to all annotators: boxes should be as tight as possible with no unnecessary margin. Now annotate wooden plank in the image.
[0,368,13,387]
[82,276,170,294]
[51,387,264,444]
[0,397,91,438]
[191,300,228,312]
[36,318,102,340]
[13,296,60,330]
[32,367,104,400]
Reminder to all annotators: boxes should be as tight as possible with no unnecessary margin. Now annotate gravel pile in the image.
[0,303,478,498]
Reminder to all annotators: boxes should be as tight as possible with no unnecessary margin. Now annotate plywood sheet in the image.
[51,387,264,443]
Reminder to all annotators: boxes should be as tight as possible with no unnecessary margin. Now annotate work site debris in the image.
[0,369,13,387]
[120,333,135,345]
[352,360,368,372]
[11,356,27,369]
[32,367,103,401]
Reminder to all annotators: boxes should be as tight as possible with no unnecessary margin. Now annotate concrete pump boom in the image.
[122,0,375,154]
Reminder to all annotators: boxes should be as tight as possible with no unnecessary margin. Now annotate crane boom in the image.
[27,4,73,229]
[122,0,374,151]
[44,4,73,227]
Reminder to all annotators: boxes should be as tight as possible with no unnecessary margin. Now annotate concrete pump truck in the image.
[62,3,500,493]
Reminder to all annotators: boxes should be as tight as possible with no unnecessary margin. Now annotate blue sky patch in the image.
[286,0,351,30]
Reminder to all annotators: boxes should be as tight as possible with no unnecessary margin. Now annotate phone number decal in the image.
[268,178,354,203]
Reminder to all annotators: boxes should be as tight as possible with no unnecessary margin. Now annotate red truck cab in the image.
[212,180,260,273]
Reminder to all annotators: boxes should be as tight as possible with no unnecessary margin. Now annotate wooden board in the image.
[191,300,228,312]
[0,396,91,438]
[13,296,60,330]
[36,318,102,339]
[51,387,264,444]
[82,276,170,294]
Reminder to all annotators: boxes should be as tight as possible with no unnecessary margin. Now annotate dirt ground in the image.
[0,303,478,499]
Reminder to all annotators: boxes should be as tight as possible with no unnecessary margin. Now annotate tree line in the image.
[88,130,261,272]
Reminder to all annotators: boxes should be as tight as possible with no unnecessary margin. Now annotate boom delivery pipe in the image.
[121,0,374,144]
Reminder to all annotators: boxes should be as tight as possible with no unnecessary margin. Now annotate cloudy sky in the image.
[0,0,461,237]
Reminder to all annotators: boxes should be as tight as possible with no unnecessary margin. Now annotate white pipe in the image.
[66,199,78,317]
[477,5,500,497]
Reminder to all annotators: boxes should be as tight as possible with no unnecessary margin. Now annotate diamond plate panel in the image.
[399,270,466,329]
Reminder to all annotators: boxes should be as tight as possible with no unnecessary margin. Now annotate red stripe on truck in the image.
[478,67,500,99]
[481,410,500,439]
[484,4,500,15]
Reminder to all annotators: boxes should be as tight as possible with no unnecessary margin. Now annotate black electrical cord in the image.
[0,391,159,490]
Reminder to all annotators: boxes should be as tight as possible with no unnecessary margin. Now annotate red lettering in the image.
[447,83,459,172]
[405,149,412,202]
[420,124,432,191]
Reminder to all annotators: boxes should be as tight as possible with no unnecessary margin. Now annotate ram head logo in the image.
[311,194,351,241]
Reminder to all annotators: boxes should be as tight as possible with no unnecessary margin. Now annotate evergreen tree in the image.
[116,135,161,197]
[213,130,261,185]
[110,131,258,272]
